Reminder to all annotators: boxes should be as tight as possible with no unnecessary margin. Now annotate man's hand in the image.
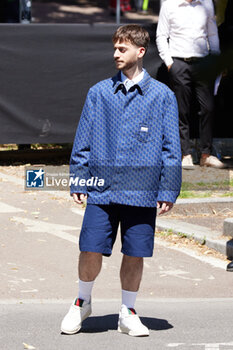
[157,201,173,215]
[167,64,173,71]
[72,193,87,204]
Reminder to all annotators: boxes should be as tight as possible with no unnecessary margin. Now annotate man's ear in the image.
[138,47,146,58]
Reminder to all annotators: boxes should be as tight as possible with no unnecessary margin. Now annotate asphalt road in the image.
[0,168,233,350]
[1,300,233,350]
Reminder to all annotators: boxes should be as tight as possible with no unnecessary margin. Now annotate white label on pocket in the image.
[140,126,148,132]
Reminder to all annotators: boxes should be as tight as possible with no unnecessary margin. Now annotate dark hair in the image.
[112,24,150,52]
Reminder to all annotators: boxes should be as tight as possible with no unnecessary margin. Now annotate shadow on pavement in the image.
[61,314,173,334]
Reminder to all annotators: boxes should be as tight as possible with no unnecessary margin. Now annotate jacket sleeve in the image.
[70,88,95,195]
[157,90,182,203]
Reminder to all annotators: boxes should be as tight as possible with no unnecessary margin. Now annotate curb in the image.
[224,218,233,238]
[176,197,233,204]
[156,217,233,260]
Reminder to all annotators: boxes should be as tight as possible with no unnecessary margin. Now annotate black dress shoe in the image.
[226,261,233,271]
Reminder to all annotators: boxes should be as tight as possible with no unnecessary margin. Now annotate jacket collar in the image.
[112,69,151,96]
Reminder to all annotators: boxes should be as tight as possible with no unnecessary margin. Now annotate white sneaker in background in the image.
[200,154,226,169]
[182,154,195,170]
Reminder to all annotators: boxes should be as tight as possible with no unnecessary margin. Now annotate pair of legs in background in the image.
[169,57,225,169]
[61,204,157,337]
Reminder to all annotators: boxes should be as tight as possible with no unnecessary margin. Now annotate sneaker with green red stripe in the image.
[118,304,149,337]
[61,298,92,334]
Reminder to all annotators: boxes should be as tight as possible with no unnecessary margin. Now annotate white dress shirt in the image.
[156,0,220,67]
[121,69,145,90]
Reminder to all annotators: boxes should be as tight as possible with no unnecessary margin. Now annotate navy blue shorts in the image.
[79,204,157,257]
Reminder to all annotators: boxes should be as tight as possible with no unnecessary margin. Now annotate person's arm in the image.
[70,88,95,199]
[156,2,173,68]
[206,1,221,54]
[157,90,182,207]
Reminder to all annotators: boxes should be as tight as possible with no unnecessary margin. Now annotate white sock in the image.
[78,279,94,303]
[122,289,138,309]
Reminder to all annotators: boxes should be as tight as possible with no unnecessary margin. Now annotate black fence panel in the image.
[0,23,160,143]
[0,23,231,144]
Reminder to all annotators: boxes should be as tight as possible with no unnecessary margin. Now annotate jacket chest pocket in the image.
[135,123,154,143]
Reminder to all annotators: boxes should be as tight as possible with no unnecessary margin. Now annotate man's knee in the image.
[125,255,143,262]
[79,251,102,281]
[122,255,144,268]
[79,251,102,265]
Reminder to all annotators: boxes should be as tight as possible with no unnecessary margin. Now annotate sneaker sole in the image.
[118,326,149,337]
[200,164,226,169]
[182,165,195,170]
[61,325,82,335]
[61,308,92,335]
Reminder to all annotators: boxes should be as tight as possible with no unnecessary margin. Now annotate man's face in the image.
[113,40,145,71]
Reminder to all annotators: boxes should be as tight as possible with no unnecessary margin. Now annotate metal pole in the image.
[116,0,120,25]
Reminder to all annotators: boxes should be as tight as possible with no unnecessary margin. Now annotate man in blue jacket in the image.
[61,24,182,337]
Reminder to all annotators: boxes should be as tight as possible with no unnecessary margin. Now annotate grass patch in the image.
[179,190,233,199]
[179,180,233,198]
[181,180,232,191]
[179,190,213,199]
[219,192,233,197]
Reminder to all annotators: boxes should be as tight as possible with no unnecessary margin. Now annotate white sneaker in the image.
[118,304,149,337]
[200,154,226,169]
[182,154,195,170]
[61,298,92,334]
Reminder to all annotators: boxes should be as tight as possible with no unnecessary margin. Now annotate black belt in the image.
[173,56,202,63]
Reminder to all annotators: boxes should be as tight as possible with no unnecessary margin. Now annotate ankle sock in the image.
[78,279,94,303]
[122,289,138,309]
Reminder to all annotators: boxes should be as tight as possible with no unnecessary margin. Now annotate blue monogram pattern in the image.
[70,70,182,207]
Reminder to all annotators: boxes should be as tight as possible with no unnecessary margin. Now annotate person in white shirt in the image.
[156,0,225,169]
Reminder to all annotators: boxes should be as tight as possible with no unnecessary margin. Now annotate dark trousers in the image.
[169,58,214,156]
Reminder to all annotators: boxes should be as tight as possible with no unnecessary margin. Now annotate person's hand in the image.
[72,193,87,204]
[167,64,173,71]
[157,201,173,215]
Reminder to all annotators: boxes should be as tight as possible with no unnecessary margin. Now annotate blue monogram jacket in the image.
[70,70,182,207]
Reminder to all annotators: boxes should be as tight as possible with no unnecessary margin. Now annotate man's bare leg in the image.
[79,251,103,281]
[120,255,143,291]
